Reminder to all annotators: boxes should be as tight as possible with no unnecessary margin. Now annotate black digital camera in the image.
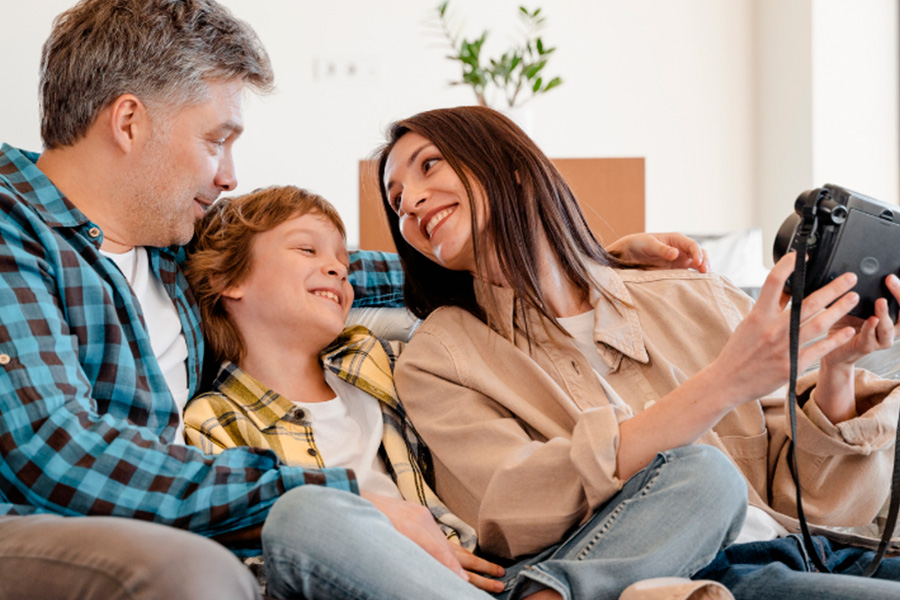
[773,184,900,321]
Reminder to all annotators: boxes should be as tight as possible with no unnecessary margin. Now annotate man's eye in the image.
[297,247,315,255]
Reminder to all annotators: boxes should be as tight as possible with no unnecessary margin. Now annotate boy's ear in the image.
[220,283,244,300]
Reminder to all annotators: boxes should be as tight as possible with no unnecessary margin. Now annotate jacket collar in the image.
[473,261,650,366]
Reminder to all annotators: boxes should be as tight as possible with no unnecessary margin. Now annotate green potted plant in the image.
[434,1,563,109]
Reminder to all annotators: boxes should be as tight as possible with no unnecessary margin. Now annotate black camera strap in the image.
[788,206,900,576]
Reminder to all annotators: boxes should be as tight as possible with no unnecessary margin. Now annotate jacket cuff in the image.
[793,370,900,455]
[571,406,624,508]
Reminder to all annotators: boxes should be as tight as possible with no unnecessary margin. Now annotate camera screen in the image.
[815,208,900,321]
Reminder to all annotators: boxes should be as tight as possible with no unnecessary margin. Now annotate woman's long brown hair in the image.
[377,106,625,336]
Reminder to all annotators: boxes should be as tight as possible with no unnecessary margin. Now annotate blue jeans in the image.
[492,444,747,600]
[262,485,493,600]
[694,534,900,599]
[262,444,746,600]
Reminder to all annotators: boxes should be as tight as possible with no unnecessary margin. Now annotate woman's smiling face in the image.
[383,132,488,274]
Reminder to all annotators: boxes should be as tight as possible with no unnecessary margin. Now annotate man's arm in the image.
[348,250,405,307]
[0,195,357,540]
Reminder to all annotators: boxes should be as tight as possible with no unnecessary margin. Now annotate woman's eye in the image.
[390,194,402,214]
[422,158,439,173]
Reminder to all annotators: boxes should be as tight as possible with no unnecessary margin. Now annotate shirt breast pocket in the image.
[719,431,769,499]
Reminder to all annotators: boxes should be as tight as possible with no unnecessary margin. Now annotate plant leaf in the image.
[544,76,562,91]
[433,2,563,107]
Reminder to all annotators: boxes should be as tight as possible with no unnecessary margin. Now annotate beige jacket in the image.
[394,265,900,560]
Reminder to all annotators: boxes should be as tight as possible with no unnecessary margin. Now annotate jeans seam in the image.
[573,460,665,562]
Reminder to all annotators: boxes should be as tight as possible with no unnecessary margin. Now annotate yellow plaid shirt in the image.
[183,325,476,549]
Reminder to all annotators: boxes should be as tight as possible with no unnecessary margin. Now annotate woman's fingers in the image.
[756,253,797,311]
[796,290,859,346]
[797,272,857,322]
[801,327,856,368]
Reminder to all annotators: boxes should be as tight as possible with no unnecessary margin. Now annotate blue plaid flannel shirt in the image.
[0,143,405,542]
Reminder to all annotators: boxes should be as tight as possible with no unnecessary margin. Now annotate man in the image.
[0,1,479,598]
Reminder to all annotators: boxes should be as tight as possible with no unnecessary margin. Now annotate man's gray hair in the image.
[39,0,274,149]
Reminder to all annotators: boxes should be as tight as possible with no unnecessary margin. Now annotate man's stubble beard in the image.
[122,130,197,248]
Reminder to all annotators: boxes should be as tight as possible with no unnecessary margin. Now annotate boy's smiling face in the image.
[222,211,354,352]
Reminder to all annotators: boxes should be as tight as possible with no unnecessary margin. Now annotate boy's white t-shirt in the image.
[292,369,403,499]
[557,309,787,544]
[101,247,190,441]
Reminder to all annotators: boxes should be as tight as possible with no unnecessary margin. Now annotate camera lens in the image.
[773,212,802,263]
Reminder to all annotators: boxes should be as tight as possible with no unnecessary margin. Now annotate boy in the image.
[184,185,505,595]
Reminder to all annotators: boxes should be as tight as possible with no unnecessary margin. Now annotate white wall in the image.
[754,0,815,263]
[813,1,899,203]
[756,0,899,265]
[1,0,896,255]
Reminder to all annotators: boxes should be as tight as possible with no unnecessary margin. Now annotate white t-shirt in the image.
[291,370,402,499]
[557,310,633,421]
[101,247,190,441]
[557,309,786,543]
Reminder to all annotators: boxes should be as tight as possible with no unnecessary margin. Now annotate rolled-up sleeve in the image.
[765,370,900,525]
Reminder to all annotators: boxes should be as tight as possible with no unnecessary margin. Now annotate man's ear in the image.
[108,94,148,153]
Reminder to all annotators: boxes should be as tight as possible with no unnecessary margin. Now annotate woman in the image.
[377,106,900,600]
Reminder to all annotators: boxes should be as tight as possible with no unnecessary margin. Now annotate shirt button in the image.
[307,448,318,457]
[88,226,101,238]
[0,354,9,365]
[291,407,306,420]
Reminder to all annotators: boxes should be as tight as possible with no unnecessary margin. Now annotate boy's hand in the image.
[607,232,709,272]
[452,545,506,593]
[360,491,468,582]
[816,274,900,422]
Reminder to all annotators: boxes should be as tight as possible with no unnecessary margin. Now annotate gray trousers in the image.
[0,514,261,600]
